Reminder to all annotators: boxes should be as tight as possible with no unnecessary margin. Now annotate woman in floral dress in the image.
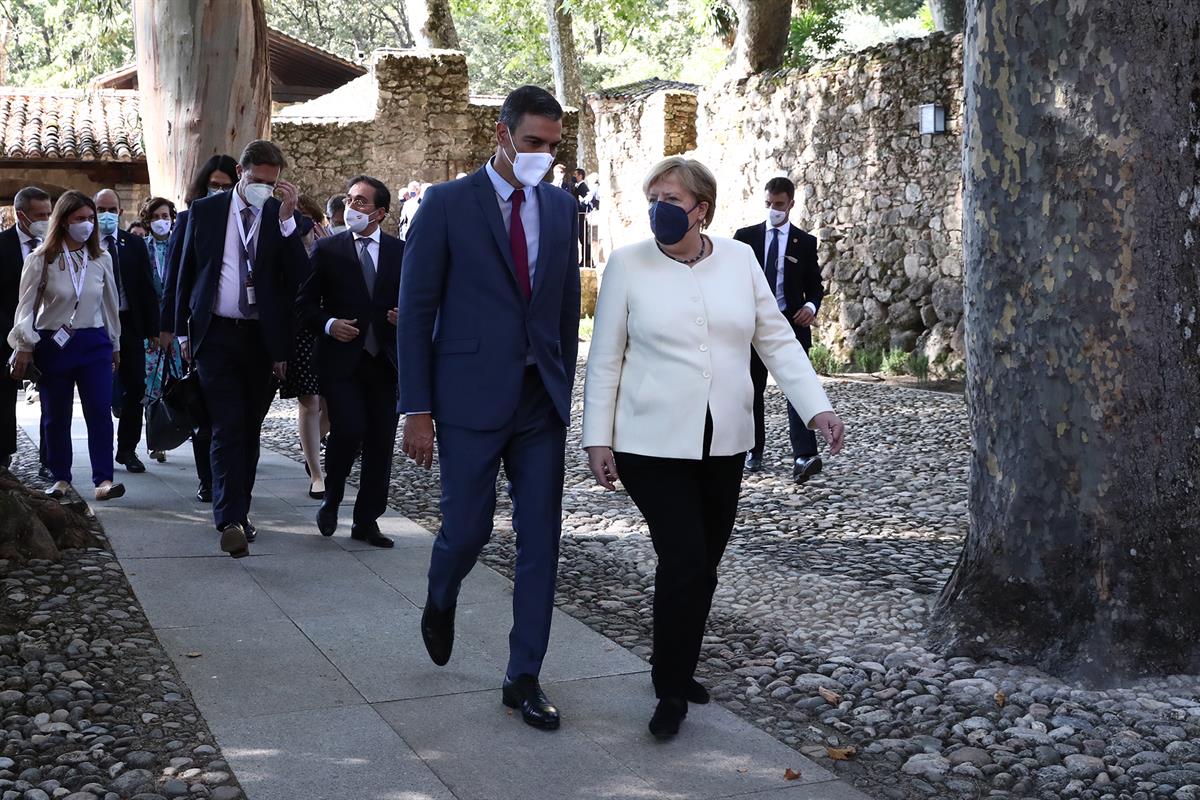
[140,197,180,462]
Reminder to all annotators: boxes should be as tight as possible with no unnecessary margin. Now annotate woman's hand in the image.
[111,350,121,372]
[811,410,845,455]
[8,351,32,381]
[586,446,620,491]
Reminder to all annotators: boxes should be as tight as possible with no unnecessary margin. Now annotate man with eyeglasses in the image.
[298,176,403,547]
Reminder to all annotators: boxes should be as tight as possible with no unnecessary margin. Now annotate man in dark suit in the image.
[398,85,581,730]
[160,139,308,558]
[298,175,403,547]
[1,186,52,471]
[734,176,825,484]
[94,189,159,474]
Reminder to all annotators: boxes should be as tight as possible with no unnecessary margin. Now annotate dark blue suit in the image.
[108,228,158,456]
[163,191,309,529]
[398,165,580,679]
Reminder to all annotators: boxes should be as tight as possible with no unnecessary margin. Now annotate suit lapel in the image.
[339,231,372,301]
[751,222,767,270]
[531,182,553,304]
[377,235,401,304]
[470,166,519,287]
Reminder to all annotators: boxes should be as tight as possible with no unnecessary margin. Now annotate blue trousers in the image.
[34,327,114,486]
[428,367,566,679]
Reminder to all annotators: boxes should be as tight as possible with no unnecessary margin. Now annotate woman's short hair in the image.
[139,197,177,228]
[642,157,717,229]
[297,194,325,223]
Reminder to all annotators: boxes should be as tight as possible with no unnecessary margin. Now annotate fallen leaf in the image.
[784,768,802,781]
[185,652,202,658]
[995,690,1007,708]
[736,768,748,774]
[826,746,857,761]
[818,686,842,705]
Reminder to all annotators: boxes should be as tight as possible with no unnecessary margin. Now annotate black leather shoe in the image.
[115,451,146,473]
[686,679,710,705]
[316,499,338,536]
[219,522,249,559]
[793,456,823,484]
[648,697,687,739]
[196,484,212,503]
[420,595,455,666]
[502,674,560,730]
[744,454,763,472]
[38,464,51,480]
[243,520,257,543]
[351,522,393,548]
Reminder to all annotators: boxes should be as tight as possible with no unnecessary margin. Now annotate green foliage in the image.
[853,0,926,23]
[851,346,883,374]
[916,3,936,31]
[783,0,845,69]
[907,352,930,382]
[578,315,595,341]
[1,0,133,87]
[807,343,842,376]
[881,349,910,376]
[265,0,414,61]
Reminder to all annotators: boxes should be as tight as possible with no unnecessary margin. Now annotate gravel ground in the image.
[1,430,244,800]
[261,365,1200,800]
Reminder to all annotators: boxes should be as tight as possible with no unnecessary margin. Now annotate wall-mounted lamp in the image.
[918,103,947,135]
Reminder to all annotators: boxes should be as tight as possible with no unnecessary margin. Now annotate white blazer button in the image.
[699,344,708,352]
[695,317,705,325]
[702,371,711,379]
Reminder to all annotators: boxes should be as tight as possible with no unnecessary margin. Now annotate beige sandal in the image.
[44,480,71,498]
[95,482,126,501]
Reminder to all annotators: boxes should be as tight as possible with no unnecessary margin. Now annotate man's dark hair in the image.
[764,177,795,200]
[346,175,391,213]
[326,194,346,217]
[498,85,563,133]
[14,186,51,212]
[186,154,239,206]
[573,168,586,180]
[239,139,288,170]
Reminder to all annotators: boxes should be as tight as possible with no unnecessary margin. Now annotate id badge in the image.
[245,278,257,306]
[51,326,74,349]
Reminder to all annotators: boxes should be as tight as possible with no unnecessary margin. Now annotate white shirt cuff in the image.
[803,302,817,316]
[280,216,297,238]
[324,318,337,336]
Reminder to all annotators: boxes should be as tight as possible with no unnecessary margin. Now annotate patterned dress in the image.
[144,235,184,402]
[278,223,327,399]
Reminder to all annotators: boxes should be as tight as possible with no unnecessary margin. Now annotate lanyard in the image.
[235,203,261,276]
[63,248,89,325]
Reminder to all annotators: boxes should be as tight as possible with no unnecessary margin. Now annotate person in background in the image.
[283,194,331,499]
[572,168,592,269]
[95,189,158,475]
[7,190,126,501]
[554,164,571,194]
[139,196,183,463]
[398,181,428,241]
[734,176,825,482]
[127,221,147,239]
[326,195,347,234]
[586,171,603,265]
[159,154,238,504]
[581,157,844,739]
[1,186,52,472]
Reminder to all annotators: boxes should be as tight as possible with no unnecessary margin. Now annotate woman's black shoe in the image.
[648,697,687,739]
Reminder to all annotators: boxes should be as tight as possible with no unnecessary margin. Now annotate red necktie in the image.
[509,189,531,300]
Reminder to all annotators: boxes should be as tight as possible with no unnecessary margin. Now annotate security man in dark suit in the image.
[734,176,825,484]
[94,188,159,474]
[1,186,53,470]
[297,175,403,547]
[160,139,309,558]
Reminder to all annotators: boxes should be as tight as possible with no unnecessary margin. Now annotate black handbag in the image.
[164,361,208,430]
[144,355,192,451]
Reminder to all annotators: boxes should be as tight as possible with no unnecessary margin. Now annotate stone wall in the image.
[591,33,965,372]
[273,49,578,236]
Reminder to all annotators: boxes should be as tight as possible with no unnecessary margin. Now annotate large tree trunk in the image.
[134,0,270,206]
[730,0,791,75]
[406,0,460,49]
[0,471,97,561]
[545,0,595,171]
[927,0,964,32]
[930,0,1200,682]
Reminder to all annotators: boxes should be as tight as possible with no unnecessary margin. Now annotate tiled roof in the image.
[590,78,700,101]
[0,89,143,161]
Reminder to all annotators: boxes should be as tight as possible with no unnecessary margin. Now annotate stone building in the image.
[590,33,966,373]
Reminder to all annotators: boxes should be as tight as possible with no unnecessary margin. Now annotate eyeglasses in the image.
[344,196,376,210]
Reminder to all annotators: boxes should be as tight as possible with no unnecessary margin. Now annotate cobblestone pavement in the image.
[262,368,1200,800]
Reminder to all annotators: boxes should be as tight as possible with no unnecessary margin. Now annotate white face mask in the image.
[22,215,49,239]
[241,179,274,209]
[344,207,374,234]
[68,221,95,243]
[501,129,554,189]
[768,208,789,228]
[151,219,172,237]
[329,224,347,234]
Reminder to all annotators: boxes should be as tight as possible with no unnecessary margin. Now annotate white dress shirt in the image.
[17,227,39,260]
[325,228,381,335]
[764,221,817,318]
[214,189,297,318]
[8,249,121,352]
[582,237,833,460]
[485,159,539,289]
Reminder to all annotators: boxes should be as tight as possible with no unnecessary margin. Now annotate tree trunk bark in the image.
[730,0,791,75]
[545,0,595,171]
[407,0,460,49]
[930,0,1200,682]
[0,471,97,562]
[926,0,964,32]
[133,0,270,207]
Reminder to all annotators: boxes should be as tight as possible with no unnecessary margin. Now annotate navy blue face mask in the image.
[648,200,699,246]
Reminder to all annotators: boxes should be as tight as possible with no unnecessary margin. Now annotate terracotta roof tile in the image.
[0,89,144,162]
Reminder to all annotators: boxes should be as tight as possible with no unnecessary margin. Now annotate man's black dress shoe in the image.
[196,484,212,503]
[793,456,823,484]
[316,499,338,536]
[744,453,763,472]
[115,451,146,473]
[686,679,710,705]
[421,595,455,666]
[38,464,51,480]
[219,522,249,559]
[502,674,560,730]
[243,520,257,543]
[351,522,394,548]
[648,697,687,739]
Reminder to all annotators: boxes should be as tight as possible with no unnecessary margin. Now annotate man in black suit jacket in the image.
[297,176,402,547]
[160,140,309,558]
[1,186,52,470]
[734,176,825,484]
[95,189,159,473]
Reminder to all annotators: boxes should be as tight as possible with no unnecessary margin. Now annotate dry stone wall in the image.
[592,33,965,372]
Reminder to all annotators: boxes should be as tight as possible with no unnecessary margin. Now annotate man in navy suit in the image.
[160,139,309,558]
[734,176,825,483]
[297,176,403,547]
[398,85,581,730]
[94,188,159,474]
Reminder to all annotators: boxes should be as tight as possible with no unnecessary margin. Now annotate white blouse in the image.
[7,248,120,352]
[582,236,833,460]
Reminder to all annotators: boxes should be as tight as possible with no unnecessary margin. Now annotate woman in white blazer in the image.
[581,157,844,738]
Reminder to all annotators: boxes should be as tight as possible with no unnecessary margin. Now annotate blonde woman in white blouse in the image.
[7,190,125,501]
[581,157,845,738]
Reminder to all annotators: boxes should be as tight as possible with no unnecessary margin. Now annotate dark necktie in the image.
[764,228,780,299]
[238,207,257,318]
[509,189,531,300]
[358,237,379,357]
[106,235,126,308]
